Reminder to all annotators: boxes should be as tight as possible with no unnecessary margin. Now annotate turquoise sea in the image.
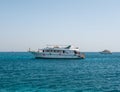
[0,52,120,92]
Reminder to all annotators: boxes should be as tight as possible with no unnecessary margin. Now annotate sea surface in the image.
[0,52,120,92]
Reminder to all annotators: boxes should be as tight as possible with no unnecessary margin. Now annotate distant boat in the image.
[29,45,85,59]
[99,50,112,54]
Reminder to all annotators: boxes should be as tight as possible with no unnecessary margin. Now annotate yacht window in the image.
[74,50,77,54]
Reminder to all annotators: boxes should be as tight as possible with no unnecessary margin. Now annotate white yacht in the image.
[99,50,112,54]
[29,45,85,59]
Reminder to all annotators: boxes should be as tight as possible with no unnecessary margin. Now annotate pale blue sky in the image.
[0,0,120,52]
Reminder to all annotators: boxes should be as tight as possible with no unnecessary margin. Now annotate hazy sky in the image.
[0,0,120,52]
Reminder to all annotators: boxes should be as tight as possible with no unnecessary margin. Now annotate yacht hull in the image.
[30,52,85,59]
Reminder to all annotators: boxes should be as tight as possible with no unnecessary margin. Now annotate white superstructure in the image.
[29,45,85,59]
